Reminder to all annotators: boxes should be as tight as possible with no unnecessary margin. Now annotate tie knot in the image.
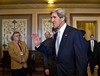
[56,30,61,55]
[58,30,60,33]
[57,31,60,39]
[57,30,60,36]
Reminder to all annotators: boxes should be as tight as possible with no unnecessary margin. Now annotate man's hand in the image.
[31,33,41,46]
[94,65,99,70]
[45,69,49,75]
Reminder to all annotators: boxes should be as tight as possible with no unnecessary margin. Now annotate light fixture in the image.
[48,0,54,4]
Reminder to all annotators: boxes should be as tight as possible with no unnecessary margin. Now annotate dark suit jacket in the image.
[93,42,100,65]
[35,25,87,76]
[42,38,56,76]
[88,40,97,63]
[88,40,97,54]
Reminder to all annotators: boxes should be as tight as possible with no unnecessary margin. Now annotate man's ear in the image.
[61,17,65,21]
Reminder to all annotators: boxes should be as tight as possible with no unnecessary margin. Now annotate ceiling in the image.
[0,0,100,5]
[0,0,99,9]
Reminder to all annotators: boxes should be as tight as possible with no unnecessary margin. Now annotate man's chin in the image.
[53,26,58,29]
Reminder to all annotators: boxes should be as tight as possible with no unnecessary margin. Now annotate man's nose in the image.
[51,18,54,22]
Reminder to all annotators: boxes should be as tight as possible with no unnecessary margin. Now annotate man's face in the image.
[51,12,64,29]
[45,32,51,39]
[90,35,94,40]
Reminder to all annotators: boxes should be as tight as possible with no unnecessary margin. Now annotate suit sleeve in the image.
[35,43,53,57]
[43,55,49,69]
[74,31,87,76]
[93,43,99,65]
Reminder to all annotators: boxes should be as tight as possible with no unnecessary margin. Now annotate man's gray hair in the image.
[50,8,67,22]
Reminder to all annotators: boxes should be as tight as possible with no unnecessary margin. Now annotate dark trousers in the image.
[98,67,100,76]
[90,57,94,74]
[11,67,27,76]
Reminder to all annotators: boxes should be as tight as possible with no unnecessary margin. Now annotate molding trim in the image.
[0,4,100,9]
[70,13,100,25]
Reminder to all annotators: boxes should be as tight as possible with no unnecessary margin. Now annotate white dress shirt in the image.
[55,23,67,55]
[90,40,94,52]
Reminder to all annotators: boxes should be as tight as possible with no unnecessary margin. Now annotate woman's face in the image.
[14,33,20,41]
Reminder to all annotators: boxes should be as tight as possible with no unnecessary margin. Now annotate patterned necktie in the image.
[91,40,94,52]
[18,41,22,51]
[56,31,60,55]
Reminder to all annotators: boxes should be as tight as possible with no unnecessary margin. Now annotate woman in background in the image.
[8,31,29,76]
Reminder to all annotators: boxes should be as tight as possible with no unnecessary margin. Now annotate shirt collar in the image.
[58,23,67,34]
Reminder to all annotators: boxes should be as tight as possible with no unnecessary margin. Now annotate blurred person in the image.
[8,31,29,76]
[80,30,91,76]
[43,31,51,76]
[88,34,97,75]
[32,8,87,76]
[94,42,100,76]
[43,28,57,76]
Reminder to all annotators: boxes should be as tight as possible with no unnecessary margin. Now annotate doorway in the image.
[77,21,97,40]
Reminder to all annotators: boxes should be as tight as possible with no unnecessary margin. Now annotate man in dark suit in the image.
[32,8,87,76]
[94,42,100,76]
[88,34,97,75]
[43,31,56,76]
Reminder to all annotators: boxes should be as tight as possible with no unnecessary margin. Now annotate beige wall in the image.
[0,4,100,49]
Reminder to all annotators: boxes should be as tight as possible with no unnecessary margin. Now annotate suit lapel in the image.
[12,41,21,53]
[20,41,25,52]
[57,25,72,56]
